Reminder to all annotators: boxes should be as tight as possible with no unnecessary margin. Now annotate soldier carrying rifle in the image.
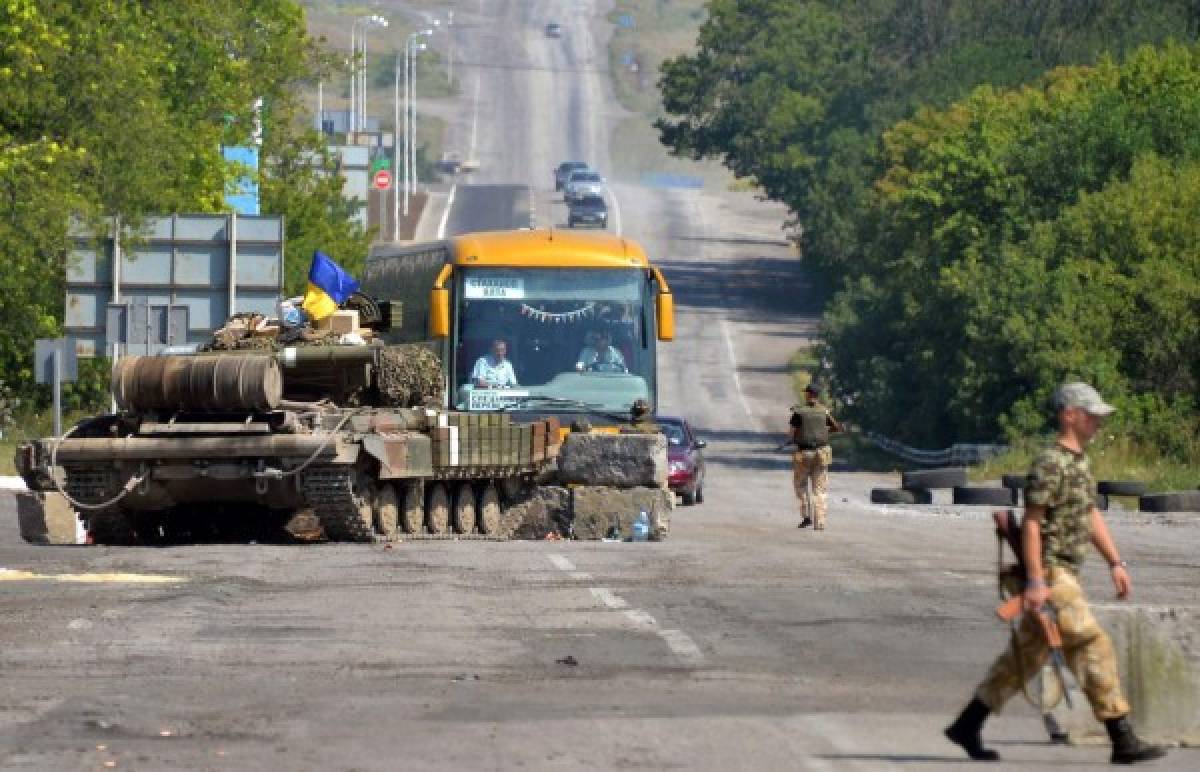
[788,383,842,531]
[944,382,1166,765]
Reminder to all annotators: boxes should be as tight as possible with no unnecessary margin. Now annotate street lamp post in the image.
[401,30,432,221]
[349,14,388,135]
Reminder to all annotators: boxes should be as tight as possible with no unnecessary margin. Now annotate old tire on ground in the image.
[374,483,399,540]
[1001,474,1030,491]
[1098,480,1147,497]
[1138,491,1200,513]
[426,483,450,534]
[400,483,424,534]
[477,483,502,535]
[901,467,967,490]
[871,488,931,505]
[953,486,1016,507]
[452,483,476,534]
[696,485,704,504]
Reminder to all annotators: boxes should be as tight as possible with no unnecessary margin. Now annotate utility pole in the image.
[447,10,454,85]
[393,51,401,239]
[349,26,356,133]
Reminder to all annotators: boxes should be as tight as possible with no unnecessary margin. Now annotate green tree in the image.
[824,45,1200,455]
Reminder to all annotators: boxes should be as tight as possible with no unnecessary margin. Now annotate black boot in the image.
[945,697,1000,761]
[1106,716,1167,765]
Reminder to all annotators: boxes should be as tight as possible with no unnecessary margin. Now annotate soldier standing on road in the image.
[945,382,1167,765]
[790,384,842,530]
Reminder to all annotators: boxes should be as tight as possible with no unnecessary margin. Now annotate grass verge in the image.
[0,409,94,476]
[973,437,1200,493]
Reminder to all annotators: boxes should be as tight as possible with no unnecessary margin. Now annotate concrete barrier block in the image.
[16,491,79,545]
[556,434,668,488]
[1058,605,1200,746]
[503,486,571,539]
[568,486,673,540]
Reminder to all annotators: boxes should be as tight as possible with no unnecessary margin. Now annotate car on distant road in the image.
[437,152,462,174]
[545,22,562,38]
[658,416,706,505]
[554,160,589,191]
[564,170,604,202]
[567,194,608,228]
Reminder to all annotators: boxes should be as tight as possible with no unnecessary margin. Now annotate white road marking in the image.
[623,608,658,628]
[720,317,758,428]
[547,554,576,572]
[468,70,482,161]
[606,188,622,235]
[437,183,457,239]
[659,628,705,664]
[548,555,705,664]
[589,587,629,609]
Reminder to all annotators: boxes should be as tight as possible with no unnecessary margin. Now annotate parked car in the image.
[567,194,608,228]
[554,160,589,191]
[545,22,562,38]
[658,416,706,505]
[564,170,604,201]
[437,152,462,174]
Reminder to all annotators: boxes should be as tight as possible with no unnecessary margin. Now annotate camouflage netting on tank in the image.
[376,345,444,407]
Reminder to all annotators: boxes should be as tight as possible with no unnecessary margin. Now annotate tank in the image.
[14,340,563,544]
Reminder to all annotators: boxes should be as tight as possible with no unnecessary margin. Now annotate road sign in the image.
[373,169,393,190]
[35,337,78,438]
[34,338,78,385]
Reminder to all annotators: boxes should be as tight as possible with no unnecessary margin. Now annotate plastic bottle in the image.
[632,510,650,542]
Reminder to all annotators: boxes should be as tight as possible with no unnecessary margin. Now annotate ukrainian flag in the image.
[301,250,360,321]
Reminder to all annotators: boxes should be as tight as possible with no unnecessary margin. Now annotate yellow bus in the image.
[365,229,674,421]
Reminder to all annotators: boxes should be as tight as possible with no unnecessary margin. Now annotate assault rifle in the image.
[993,509,1074,711]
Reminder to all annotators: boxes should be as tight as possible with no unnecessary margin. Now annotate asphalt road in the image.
[2,1,1198,770]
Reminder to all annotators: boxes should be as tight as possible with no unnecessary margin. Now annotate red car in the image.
[659,416,706,505]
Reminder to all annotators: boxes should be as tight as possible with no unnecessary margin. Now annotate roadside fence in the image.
[865,432,1008,467]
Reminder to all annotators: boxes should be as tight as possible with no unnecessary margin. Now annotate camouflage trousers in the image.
[976,566,1130,721]
[793,446,832,528]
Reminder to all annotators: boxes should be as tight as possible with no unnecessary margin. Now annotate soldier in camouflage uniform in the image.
[790,384,842,530]
[945,382,1166,765]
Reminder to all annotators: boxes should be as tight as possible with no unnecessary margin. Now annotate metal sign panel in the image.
[65,214,283,357]
[34,338,78,384]
[105,298,190,356]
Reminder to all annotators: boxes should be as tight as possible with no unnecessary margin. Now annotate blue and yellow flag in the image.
[301,250,360,321]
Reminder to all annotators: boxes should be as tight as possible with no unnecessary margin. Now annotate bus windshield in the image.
[453,267,653,413]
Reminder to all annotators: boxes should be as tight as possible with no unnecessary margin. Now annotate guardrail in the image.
[866,432,1008,466]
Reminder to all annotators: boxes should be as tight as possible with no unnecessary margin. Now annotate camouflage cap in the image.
[1054,381,1116,417]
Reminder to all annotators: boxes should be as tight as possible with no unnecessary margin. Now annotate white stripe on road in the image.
[547,554,705,664]
[548,554,576,572]
[606,188,622,236]
[589,587,629,609]
[623,608,658,628]
[437,183,457,239]
[659,629,705,664]
[720,317,758,428]
[468,70,482,161]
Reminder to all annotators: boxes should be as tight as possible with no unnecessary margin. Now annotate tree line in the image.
[658,0,1200,456]
[0,0,365,412]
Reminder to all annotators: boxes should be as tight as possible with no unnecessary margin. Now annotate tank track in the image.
[63,465,137,545]
[300,466,512,542]
[300,466,378,543]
